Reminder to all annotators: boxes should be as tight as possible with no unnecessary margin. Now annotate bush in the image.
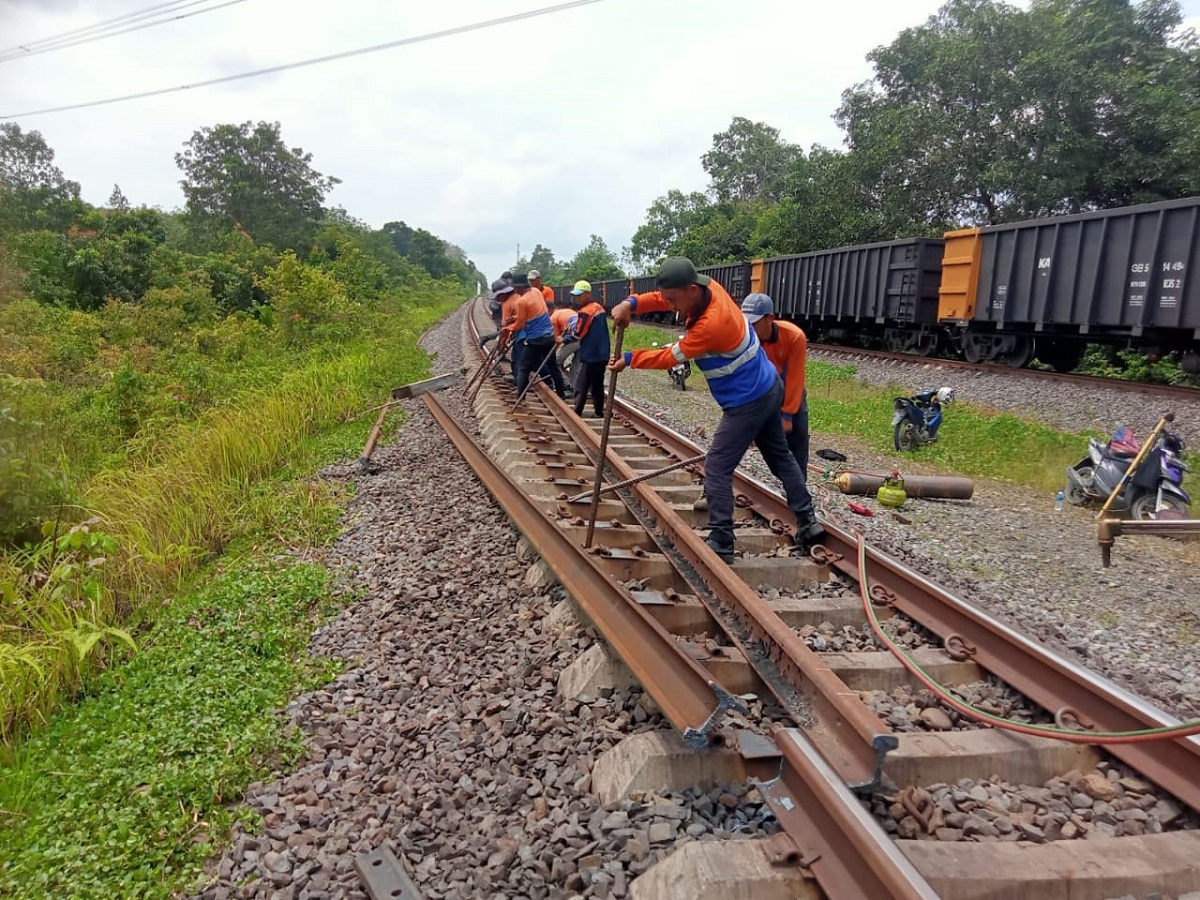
[0,405,70,545]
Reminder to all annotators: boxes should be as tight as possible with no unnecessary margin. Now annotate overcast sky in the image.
[2,0,1199,284]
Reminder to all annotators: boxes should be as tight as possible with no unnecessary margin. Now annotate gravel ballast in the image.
[806,346,1200,435]
[614,367,1200,721]
[192,304,776,900]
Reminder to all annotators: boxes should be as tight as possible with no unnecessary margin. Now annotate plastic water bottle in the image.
[1055,490,1064,511]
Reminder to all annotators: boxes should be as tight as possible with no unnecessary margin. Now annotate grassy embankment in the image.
[619,323,1148,496]
[0,269,461,896]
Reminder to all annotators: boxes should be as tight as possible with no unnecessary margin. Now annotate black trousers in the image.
[517,337,565,397]
[706,379,815,547]
[573,361,607,415]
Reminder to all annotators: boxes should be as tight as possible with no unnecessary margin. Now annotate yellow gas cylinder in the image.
[877,472,908,509]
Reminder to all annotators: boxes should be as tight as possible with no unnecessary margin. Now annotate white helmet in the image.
[936,387,955,405]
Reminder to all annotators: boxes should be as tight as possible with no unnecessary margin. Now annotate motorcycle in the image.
[650,338,693,391]
[893,387,954,452]
[1064,424,1190,519]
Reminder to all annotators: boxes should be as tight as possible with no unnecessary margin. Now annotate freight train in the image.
[554,195,1200,374]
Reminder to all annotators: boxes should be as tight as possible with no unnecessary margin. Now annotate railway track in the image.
[809,342,1200,401]
[432,300,1200,899]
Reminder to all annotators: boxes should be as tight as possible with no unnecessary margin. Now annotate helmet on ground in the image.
[935,387,955,405]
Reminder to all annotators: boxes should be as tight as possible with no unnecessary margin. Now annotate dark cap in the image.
[488,278,514,300]
[510,272,531,289]
[656,257,710,290]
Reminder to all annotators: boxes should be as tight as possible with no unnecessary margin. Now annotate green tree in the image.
[836,0,1200,226]
[175,121,340,252]
[629,190,715,270]
[0,122,84,233]
[673,201,767,266]
[107,184,130,211]
[564,235,625,283]
[752,147,913,255]
[381,221,414,256]
[701,117,799,205]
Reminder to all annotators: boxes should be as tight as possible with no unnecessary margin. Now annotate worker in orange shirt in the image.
[550,298,578,396]
[608,257,822,561]
[529,270,555,312]
[504,272,566,398]
[741,293,809,478]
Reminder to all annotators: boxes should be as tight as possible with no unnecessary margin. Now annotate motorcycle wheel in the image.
[1130,493,1189,520]
[894,422,918,452]
[1065,467,1093,506]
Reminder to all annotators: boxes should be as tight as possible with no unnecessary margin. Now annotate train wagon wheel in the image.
[999,336,1035,368]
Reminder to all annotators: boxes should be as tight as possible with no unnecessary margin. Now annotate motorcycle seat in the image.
[1106,441,1139,458]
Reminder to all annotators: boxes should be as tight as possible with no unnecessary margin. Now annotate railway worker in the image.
[549,299,578,398]
[607,257,823,560]
[740,293,810,478]
[505,272,567,398]
[555,287,583,373]
[529,270,555,312]
[480,276,514,348]
[565,281,610,418]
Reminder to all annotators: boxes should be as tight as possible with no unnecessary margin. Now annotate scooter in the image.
[893,387,954,452]
[1065,424,1190,518]
[650,338,693,391]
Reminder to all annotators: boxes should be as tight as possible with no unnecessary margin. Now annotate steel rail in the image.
[532,383,897,791]
[423,391,741,749]
[610,396,1200,813]
[761,728,940,900]
[807,342,1200,401]
[463,304,933,899]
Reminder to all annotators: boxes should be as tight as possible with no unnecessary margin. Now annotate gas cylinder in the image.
[877,472,908,509]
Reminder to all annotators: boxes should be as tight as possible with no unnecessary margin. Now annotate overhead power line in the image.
[0,0,247,65]
[1,0,203,55]
[1,0,605,120]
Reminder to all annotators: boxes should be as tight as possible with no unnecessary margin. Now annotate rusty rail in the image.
[610,397,1200,813]
[424,391,741,749]
[534,383,897,791]
[761,728,940,900]
[462,302,933,898]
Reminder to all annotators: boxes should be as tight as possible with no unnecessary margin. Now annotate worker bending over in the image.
[741,293,810,477]
[504,272,566,398]
[608,257,823,561]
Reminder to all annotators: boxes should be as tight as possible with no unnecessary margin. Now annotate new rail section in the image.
[428,298,1200,899]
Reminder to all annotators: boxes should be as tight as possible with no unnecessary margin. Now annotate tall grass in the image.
[0,302,455,751]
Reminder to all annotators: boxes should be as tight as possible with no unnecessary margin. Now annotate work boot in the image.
[692,491,708,511]
[793,517,825,547]
[705,535,734,563]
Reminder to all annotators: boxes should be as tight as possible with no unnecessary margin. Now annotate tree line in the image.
[0,118,487,311]
[627,0,1200,270]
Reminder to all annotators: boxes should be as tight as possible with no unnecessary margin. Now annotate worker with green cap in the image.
[608,257,822,560]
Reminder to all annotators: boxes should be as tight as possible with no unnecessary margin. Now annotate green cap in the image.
[656,257,711,289]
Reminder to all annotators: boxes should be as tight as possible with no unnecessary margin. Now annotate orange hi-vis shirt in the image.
[625,281,778,409]
[541,285,555,311]
[550,307,575,343]
[500,293,521,328]
[503,288,554,340]
[761,320,807,420]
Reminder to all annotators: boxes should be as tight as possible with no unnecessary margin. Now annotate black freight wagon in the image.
[941,196,1200,371]
[761,238,945,354]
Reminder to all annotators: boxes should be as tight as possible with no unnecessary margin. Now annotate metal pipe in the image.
[565,454,705,504]
[833,472,974,499]
[585,324,626,548]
